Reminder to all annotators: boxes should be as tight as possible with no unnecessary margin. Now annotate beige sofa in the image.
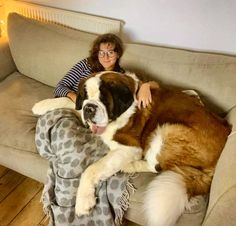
[0,13,236,226]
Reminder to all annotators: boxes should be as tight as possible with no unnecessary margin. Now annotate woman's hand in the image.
[137,82,152,109]
[137,81,160,109]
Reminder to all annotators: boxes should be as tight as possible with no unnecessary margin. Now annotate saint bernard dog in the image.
[33,71,231,226]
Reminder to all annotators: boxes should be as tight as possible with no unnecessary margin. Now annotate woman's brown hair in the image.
[88,33,124,72]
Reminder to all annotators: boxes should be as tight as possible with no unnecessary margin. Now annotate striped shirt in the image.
[54,58,125,97]
[54,58,92,97]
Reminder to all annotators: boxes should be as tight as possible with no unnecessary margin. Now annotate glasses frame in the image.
[98,50,116,58]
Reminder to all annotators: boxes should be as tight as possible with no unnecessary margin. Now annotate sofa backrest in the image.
[7,13,236,115]
[121,44,236,115]
[7,13,98,87]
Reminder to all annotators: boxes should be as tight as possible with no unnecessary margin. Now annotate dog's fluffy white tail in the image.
[143,170,188,226]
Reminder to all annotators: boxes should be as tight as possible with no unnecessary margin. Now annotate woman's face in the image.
[98,42,119,71]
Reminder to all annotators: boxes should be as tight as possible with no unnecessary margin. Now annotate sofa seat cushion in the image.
[0,72,53,153]
[125,173,208,226]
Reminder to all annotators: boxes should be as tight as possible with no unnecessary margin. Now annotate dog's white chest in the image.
[144,128,163,171]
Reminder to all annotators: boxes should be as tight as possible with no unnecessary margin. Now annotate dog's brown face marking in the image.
[76,72,136,122]
[75,77,88,110]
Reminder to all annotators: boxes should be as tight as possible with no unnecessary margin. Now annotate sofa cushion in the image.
[7,13,98,87]
[122,43,236,115]
[125,173,207,226]
[0,37,16,81]
[0,72,53,153]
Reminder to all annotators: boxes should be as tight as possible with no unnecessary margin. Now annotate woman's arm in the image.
[54,58,92,102]
[146,81,160,89]
[67,91,77,102]
[137,81,160,109]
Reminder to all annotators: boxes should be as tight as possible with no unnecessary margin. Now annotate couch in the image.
[0,13,236,226]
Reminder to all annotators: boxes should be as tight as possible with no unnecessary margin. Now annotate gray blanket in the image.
[35,109,135,226]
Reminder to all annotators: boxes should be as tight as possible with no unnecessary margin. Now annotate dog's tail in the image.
[143,170,188,226]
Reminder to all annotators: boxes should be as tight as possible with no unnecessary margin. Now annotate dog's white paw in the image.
[32,99,53,115]
[75,191,96,216]
[32,97,75,115]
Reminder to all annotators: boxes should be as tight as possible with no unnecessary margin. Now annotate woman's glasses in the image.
[98,50,116,58]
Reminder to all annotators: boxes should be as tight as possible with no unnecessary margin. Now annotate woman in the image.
[54,33,159,109]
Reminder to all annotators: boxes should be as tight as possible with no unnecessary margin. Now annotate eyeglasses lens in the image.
[98,50,115,58]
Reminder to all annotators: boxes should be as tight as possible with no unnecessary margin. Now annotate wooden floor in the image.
[0,165,139,226]
[0,165,48,226]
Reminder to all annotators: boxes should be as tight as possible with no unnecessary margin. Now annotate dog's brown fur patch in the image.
[114,87,231,196]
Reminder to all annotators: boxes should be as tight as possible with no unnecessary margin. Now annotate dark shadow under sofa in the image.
[0,13,236,226]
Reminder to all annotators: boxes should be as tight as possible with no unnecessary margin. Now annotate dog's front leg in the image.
[75,146,142,216]
[32,97,75,115]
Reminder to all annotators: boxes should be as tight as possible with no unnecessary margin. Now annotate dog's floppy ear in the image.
[75,78,87,110]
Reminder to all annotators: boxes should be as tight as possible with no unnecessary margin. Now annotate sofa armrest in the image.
[203,106,236,226]
[0,37,16,81]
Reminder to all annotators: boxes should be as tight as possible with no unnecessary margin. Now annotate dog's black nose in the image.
[83,103,97,120]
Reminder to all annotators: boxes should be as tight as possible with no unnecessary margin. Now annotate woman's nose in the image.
[104,53,109,59]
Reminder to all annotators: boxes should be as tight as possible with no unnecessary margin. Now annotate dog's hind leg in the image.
[143,170,188,226]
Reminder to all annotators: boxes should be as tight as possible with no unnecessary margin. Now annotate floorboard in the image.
[0,166,47,226]
[8,192,46,226]
[0,170,25,202]
[0,177,42,225]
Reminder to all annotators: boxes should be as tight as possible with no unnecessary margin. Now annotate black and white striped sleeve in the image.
[54,58,92,97]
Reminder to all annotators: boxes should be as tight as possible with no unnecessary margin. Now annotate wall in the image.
[19,0,236,54]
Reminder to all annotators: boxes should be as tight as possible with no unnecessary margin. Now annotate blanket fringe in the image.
[115,173,137,226]
[40,167,55,226]
[41,187,54,226]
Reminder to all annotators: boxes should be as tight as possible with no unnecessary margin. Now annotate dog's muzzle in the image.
[81,100,108,135]
[83,103,97,122]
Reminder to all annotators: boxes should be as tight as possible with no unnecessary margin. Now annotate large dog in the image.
[33,71,231,226]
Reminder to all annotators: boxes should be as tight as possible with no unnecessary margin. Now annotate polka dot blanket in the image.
[35,109,135,226]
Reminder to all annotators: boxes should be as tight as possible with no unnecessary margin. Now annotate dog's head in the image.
[75,71,139,134]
